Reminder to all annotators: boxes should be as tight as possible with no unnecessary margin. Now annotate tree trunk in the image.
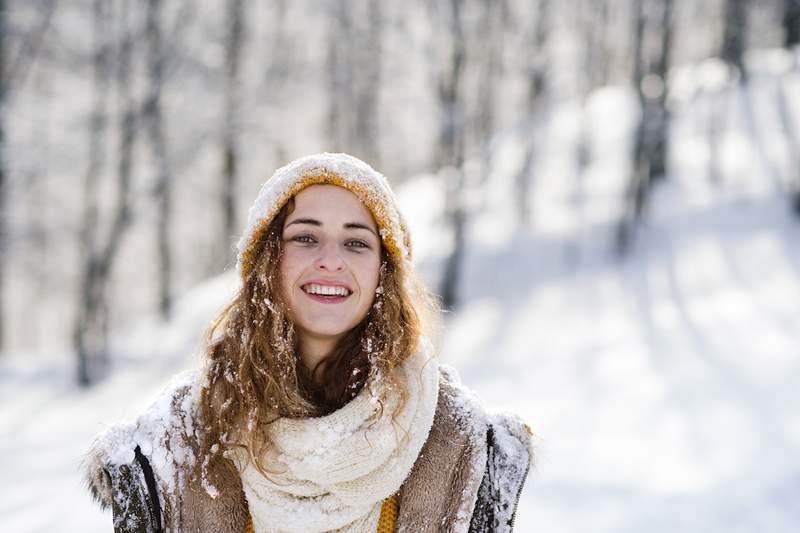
[436,0,466,311]
[145,0,173,319]
[583,0,610,91]
[475,0,502,147]
[516,0,549,225]
[353,0,382,165]
[781,1,800,213]
[777,73,800,215]
[74,0,137,386]
[435,0,465,171]
[440,168,465,311]
[722,0,747,80]
[75,0,110,386]
[616,0,648,254]
[648,0,673,182]
[327,0,354,153]
[616,0,674,254]
[221,0,245,271]
[784,0,800,48]
[0,0,7,351]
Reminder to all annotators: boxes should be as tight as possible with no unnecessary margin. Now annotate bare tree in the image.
[617,0,673,254]
[434,0,466,171]
[722,0,747,81]
[327,0,353,152]
[648,0,673,182]
[220,0,245,271]
[1,0,60,351]
[75,0,111,385]
[786,0,800,48]
[721,0,780,191]
[0,0,7,350]
[783,0,800,213]
[74,0,138,385]
[353,0,383,166]
[144,0,173,319]
[434,0,467,310]
[515,0,550,225]
[583,0,612,91]
[474,0,505,150]
[326,0,384,165]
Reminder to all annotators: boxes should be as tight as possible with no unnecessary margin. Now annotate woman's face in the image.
[280,184,381,364]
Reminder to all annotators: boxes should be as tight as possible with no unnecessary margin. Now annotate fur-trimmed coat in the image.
[85,366,533,532]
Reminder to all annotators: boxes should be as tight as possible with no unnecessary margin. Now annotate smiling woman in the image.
[280,185,382,375]
[84,153,533,533]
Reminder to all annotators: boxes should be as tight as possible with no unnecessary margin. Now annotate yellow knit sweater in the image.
[243,494,398,533]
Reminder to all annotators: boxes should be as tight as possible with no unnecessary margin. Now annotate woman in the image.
[86,153,533,532]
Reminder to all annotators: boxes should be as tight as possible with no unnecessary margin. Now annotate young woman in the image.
[86,153,533,532]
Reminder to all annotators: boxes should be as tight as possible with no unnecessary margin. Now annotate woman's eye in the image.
[291,234,316,244]
[346,240,369,249]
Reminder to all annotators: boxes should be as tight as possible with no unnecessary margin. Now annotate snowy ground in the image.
[446,185,800,532]
[3,79,800,531]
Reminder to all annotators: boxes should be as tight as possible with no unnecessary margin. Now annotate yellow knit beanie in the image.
[235,153,412,282]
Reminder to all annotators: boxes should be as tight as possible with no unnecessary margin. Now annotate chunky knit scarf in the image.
[235,343,439,533]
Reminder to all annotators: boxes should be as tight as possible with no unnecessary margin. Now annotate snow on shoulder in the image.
[436,363,535,531]
[84,371,201,507]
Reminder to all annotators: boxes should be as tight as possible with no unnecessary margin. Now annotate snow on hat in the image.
[236,153,412,281]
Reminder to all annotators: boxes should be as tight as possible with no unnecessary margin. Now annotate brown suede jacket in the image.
[85,366,533,532]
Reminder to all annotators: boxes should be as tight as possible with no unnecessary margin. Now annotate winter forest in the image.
[2,0,800,531]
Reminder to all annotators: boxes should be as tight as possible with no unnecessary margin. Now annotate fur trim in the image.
[84,447,114,509]
[486,414,534,532]
[236,153,412,281]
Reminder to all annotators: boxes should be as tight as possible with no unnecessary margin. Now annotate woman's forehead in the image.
[287,184,377,228]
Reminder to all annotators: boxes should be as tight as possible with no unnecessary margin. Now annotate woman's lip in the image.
[300,279,353,291]
[301,291,351,304]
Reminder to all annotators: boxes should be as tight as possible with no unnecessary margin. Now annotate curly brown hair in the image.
[193,195,439,481]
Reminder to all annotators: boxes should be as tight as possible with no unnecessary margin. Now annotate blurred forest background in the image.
[3,0,800,384]
[4,1,800,532]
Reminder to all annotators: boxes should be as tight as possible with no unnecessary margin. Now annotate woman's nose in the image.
[314,241,345,271]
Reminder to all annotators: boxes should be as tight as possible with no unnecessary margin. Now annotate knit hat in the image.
[236,153,412,281]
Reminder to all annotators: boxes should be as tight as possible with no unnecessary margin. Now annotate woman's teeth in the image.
[303,284,350,296]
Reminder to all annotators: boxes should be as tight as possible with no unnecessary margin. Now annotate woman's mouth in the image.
[301,283,352,304]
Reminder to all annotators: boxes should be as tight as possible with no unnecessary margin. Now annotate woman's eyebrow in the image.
[344,222,378,236]
[285,218,377,237]
[285,217,321,227]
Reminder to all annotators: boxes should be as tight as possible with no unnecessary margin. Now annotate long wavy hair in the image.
[193,195,439,481]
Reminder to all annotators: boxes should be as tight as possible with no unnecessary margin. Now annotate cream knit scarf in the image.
[235,342,439,533]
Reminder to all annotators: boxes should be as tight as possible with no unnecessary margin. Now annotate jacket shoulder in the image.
[438,365,535,532]
[469,413,534,532]
[397,365,490,532]
[84,374,200,525]
[85,446,160,532]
